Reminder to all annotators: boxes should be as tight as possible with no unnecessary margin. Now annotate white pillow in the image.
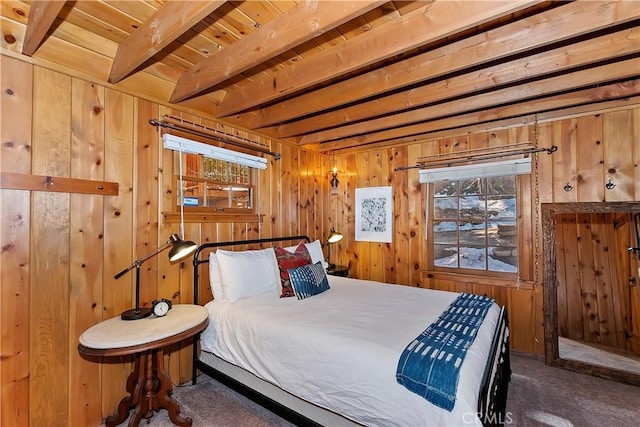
[216,248,280,302]
[285,239,328,269]
[208,252,223,300]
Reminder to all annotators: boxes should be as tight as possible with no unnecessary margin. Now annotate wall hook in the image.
[605,179,616,190]
[563,182,573,192]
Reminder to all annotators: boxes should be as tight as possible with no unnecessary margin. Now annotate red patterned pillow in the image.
[275,243,312,297]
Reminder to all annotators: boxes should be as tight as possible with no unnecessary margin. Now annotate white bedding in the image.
[200,275,500,427]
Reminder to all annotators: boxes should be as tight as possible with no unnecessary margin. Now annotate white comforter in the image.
[200,275,500,427]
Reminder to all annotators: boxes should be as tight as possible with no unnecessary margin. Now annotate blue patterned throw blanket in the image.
[396,293,494,411]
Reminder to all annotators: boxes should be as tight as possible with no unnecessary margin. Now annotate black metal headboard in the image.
[192,235,310,306]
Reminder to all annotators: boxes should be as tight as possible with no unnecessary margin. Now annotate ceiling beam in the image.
[22,1,66,56]
[323,94,640,155]
[217,0,540,117]
[169,0,385,103]
[283,28,640,143]
[314,73,640,150]
[108,1,226,84]
[250,0,640,129]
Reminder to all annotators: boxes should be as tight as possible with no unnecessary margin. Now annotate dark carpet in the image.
[506,352,638,427]
[131,351,638,426]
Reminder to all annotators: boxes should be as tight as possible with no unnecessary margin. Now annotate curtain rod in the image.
[394,145,557,171]
[149,119,281,160]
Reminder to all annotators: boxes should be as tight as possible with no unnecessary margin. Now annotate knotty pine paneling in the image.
[390,146,409,285]
[69,79,105,427]
[158,105,187,389]
[0,56,32,427]
[0,58,330,426]
[575,115,604,202]
[592,214,623,347]
[1,51,639,426]
[552,119,579,203]
[30,66,72,427]
[330,108,639,357]
[136,99,160,310]
[560,213,584,340]
[102,87,135,420]
[555,213,637,350]
[606,111,636,201]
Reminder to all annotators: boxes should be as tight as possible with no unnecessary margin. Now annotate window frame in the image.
[172,151,256,214]
[426,175,521,280]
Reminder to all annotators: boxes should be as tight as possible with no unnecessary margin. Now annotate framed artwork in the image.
[355,186,393,243]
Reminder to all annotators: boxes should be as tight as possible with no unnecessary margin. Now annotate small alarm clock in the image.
[151,298,172,317]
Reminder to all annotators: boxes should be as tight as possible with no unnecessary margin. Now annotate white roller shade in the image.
[163,133,268,170]
[418,157,531,183]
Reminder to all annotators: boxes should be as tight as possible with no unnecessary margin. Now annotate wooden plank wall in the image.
[556,213,626,348]
[1,52,640,426]
[0,55,326,427]
[555,212,640,352]
[1,54,32,427]
[330,107,640,357]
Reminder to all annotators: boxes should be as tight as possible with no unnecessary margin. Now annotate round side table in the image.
[78,304,209,427]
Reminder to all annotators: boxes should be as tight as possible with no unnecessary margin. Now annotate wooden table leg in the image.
[105,353,144,427]
[150,348,192,426]
[127,351,153,426]
[104,348,192,427]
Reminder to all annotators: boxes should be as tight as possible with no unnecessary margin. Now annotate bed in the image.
[191,236,511,426]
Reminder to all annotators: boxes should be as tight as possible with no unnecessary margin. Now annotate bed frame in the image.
[191,236,512,426]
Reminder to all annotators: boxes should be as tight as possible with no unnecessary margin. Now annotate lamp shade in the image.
[168,233,197,262]
[327,229,344,244]
[115,233,197,320]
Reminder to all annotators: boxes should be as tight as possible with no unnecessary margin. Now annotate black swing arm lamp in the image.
[114,233,197,320]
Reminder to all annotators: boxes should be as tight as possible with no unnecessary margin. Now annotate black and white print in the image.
[355,186,392,242]
[360,197,387,232]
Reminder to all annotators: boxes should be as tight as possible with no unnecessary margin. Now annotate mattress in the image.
[200,275,500,426]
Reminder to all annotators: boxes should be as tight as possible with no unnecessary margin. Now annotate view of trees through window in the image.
[432,176,517,273]
[175,153,253,212]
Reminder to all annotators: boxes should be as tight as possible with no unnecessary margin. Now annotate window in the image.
[176,152,254,213]
[429,175,518,274]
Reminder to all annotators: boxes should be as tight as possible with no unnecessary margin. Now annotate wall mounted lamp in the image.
[330,165,339,195]
[114,233,197,320]
[326,228,344,269]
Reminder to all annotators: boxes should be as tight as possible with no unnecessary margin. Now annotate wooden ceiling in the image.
[2,1,639,152]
